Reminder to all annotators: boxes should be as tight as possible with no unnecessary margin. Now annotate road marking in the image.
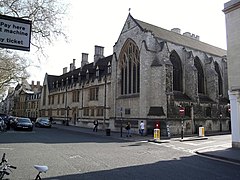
[0,147,14,150]
[69,155,83,159]
[4,131,35,133]
[191,143,231,153]
[183,141,215,146]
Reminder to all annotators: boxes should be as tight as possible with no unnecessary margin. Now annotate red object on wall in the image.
[179,107,185,117]
[155,122,160,129]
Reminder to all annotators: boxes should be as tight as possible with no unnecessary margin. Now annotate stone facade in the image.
[223,0,240,148]
[111,14,229,136]
[39,14,230,137]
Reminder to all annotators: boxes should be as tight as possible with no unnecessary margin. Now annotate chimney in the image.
[94,45,104,64]
[31,81,34,89]
[171,28,181,34]
[73,59,76,70]
[81,53,89,67]
[63,67,67,74]
[37,81,40,89]
[70,63,73,71]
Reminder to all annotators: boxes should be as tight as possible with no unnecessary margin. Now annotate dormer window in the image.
[66,77,68,86]
[96,66,99,77]
[86,69,89,80]
[61,79,64,87]
[56,81,58,88]
[107,62,111,74]
[52,82,55,88]
[78,72,81,82]
[71,75,74,84]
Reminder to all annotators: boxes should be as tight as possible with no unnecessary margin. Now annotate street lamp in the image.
[66,106,70,126]
[220,113,222,132]
[103,75,107,130]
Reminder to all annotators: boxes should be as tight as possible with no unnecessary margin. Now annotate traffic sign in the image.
[179,107,185,116]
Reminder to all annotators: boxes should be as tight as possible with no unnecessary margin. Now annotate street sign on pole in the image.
[179,107,185,117]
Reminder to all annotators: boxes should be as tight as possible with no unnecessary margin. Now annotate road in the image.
[0,127,239,180]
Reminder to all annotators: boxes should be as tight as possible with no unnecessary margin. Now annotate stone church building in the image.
[40,14,229,136]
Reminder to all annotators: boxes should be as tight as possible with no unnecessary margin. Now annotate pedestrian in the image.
[49,117,53,124]
[125,122,131,137]
[139,121,144,136]
[93,119,98,132]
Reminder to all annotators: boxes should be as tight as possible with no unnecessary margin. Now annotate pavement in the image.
[53,123,240,165]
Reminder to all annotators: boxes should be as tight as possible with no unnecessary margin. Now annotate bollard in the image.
[154,129,160,140]
[199,127,205,137]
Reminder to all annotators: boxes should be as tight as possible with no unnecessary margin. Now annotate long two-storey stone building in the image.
[40,14,230,136]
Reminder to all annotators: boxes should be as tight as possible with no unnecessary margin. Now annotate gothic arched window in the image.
[119,39,140,95]
[194,57,205,94]
[170,51,183,91]
[214,62,223,96]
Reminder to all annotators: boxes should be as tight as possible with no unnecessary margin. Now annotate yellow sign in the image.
[154,129,160,140]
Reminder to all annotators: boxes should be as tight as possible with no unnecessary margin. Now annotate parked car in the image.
[13,117,33,131]
[35,117,52,128]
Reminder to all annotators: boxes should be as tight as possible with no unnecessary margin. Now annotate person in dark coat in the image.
[93,120,98,132]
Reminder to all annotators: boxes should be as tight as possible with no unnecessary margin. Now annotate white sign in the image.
[0,14,31,51]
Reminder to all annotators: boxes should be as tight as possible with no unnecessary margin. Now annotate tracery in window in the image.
[214,62,223,96]
[194,57,205,94]
[119,39,140,95]
[170,50,183,91]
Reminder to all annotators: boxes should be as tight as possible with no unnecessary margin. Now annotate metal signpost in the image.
[179,107,185,140]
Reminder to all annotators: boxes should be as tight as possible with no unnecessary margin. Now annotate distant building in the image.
[11,80,42,120]
[223,0,240,148]
[40,14,229,136]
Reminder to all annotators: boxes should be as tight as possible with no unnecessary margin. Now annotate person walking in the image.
[139,121,144,136]
[49,117,53,124]
[125,122,131,137]
[93,119,98,132]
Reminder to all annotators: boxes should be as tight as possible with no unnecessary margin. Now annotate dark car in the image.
[14,117,33,131]
[35,117,52,128]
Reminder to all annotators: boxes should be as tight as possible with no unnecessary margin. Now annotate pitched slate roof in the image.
[134,17,226,57]
[47,55,112,91]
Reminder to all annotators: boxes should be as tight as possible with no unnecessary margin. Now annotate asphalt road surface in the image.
[0,127,239,180]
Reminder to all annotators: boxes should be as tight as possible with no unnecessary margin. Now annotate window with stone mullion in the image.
[194,57,205,94]
[128,56,132,94]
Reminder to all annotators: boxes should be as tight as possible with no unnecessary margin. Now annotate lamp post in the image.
[220,113,222,132]
[103,75,107,130]
[66,106,70,126]
[120,107,123,137]
[179,106,185,140]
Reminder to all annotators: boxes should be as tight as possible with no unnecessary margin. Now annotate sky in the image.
[27,0,228,84]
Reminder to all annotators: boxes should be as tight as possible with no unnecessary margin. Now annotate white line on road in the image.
[191,143,231,153]
[0,147,14,150]
[183,141,215,146]
[69,155,83,159]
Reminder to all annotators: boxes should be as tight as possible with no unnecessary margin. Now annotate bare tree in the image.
[0,0,68,93]
[0,49,30,94]
[0,0,68,51]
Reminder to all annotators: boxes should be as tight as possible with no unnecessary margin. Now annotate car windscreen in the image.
[18,118,31,123]
[38,119,49,122]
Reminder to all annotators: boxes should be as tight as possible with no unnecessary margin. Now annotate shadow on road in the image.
[0,127,139,144]
[43,154,240,180]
